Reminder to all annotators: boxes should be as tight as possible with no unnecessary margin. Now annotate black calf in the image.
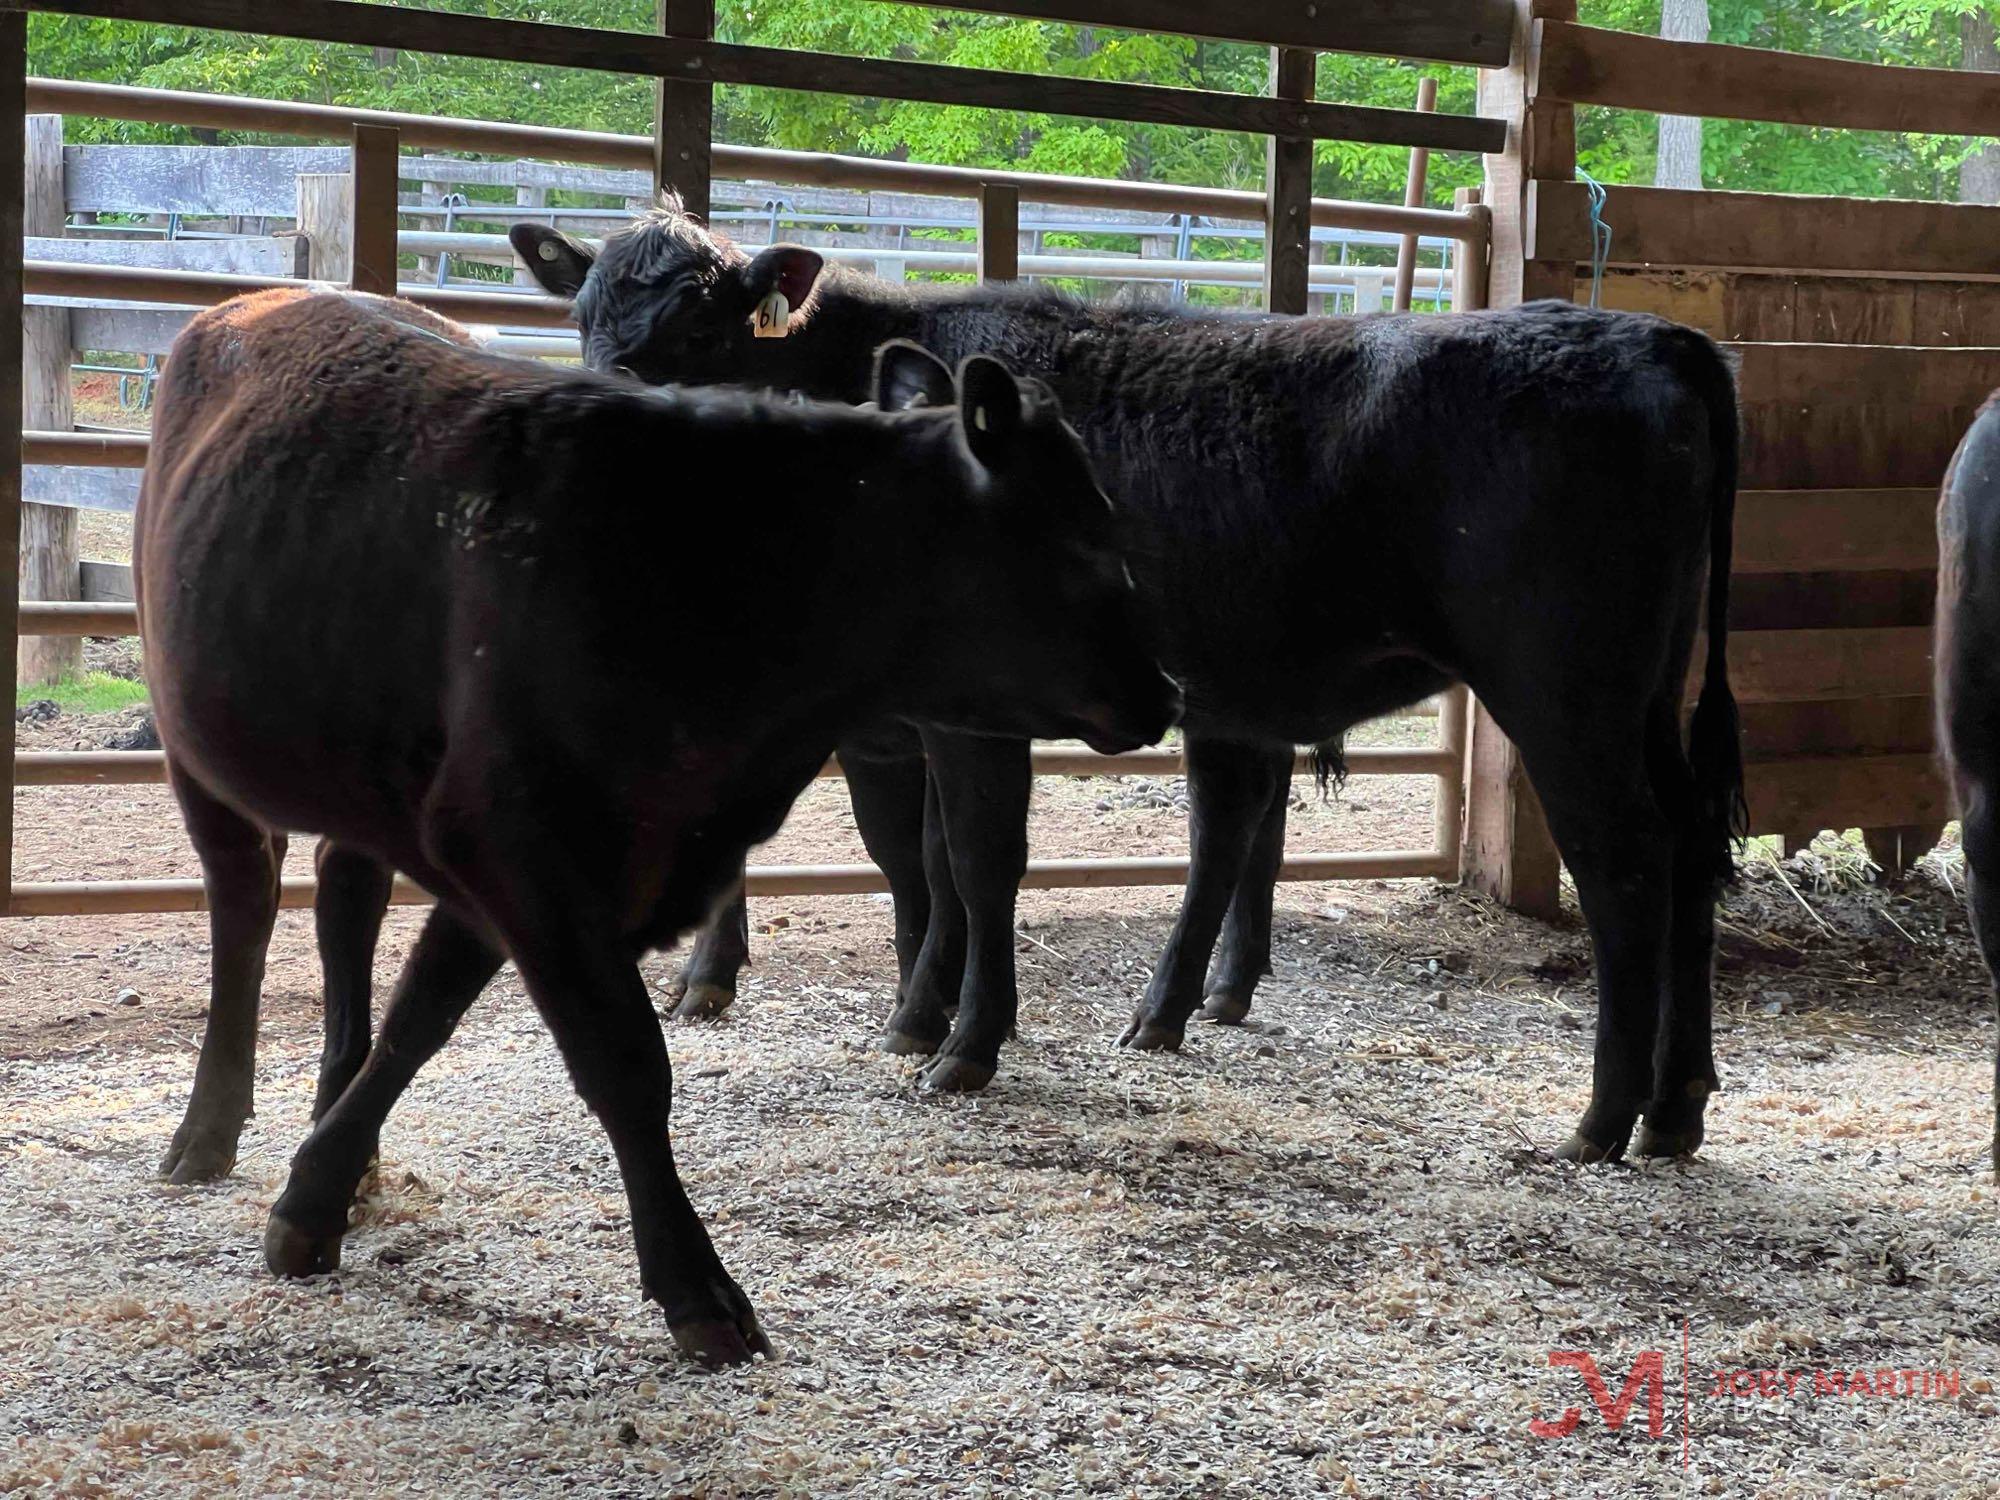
[1933,395,2000,1172]
[513,209,1747,1163]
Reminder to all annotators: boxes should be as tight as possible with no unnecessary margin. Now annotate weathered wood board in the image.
[27,233,306,276]
[22,466,142,514]
[65,144,350,217]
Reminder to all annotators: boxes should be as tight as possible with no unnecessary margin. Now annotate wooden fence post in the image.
[1464,0,1573,919]
[18,113,77,689]
[1392,76,1439,314]
[655,0,714,220]
[1439,189,1489,880]
[1263,47,1315,318]
[350,125,400,295]
[297,172,353,282]
[3,11,28,910]
[977,183,1019,283]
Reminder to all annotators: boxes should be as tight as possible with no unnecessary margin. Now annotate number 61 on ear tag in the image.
[752,290,790,339]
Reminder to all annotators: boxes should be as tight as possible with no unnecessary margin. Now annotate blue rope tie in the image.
[1578,168,1612,309]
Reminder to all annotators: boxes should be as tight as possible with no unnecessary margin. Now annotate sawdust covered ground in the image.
[3,706,1999,1496]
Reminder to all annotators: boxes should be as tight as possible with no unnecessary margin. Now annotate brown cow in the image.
[137,287,1176,1363]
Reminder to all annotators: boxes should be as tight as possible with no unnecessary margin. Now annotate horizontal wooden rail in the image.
[12,744,1456,788]
[30,76,643,167]
[1533,18,2000,138]
[25,79,1488,244]
[1743,753,1948,836]
[17,601,135,636]
[1732,342,2000,408]
[15,751,164,785]
[1528,181,2000,279]
[1716,627,1932,705]
[24,261,573,328]
[1734,489,1937,575]
[18,1,1504,153]
[401,232,1464,294]
[6,847,1459,917]
[21,430,149,468]
[890,0,1514,66]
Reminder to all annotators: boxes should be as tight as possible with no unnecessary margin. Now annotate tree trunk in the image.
[373,47,399,75]
[1962,12,2000,205]
[1654,0,1708,188]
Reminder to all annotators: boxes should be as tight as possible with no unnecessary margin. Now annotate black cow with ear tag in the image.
[506,200,1753,1169]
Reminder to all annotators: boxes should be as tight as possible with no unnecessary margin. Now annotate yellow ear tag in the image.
[752,290,791,339]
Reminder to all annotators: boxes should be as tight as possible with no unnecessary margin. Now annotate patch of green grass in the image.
[15,671,149,715]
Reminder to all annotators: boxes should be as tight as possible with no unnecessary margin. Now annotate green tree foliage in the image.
[22,1,1999,204]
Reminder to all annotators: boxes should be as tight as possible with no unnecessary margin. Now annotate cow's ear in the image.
[956,354,1026,470]
[873,340,954,412]
[510,225,596,299]
[742,244,824,310]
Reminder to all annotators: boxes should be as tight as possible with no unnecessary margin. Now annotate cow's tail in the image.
[1685,341,1748,885]
[1312,737,1347,799]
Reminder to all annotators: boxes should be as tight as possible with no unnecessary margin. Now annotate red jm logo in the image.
[1530,1350,1669,1439]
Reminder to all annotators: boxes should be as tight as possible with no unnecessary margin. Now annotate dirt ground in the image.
[4,698,1999,1496]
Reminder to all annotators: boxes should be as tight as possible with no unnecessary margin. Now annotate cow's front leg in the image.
[1121,736,1288,1052]
[916,729,1032,1093]
[882,774,966,1054]
[411,784,768,1365]
[1199,754,1293,1025]
[842,740,933,1006]
[667,877,749,1021]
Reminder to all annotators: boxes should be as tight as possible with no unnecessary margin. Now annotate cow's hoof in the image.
[1634,1120,1703,1159]
[667,1282,772,1368]
[1117,1017,1184,1052]
[879,1028,942,1058]
[159,1121,241,1184]
[264,1213,342,1278]
[1199,992,1252,1026]
[670,981,735,1022]
[1555,1129,1629,1165]
[918,1055,995,1093]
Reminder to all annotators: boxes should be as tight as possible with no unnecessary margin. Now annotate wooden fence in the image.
[1469,0,2000,914]
[25,132,1472,528]
[2,0,1504,919]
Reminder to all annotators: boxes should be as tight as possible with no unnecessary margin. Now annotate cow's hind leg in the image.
[310,840,394,1122]
[1635,695,1725,1158]
[1958,787,2000,1175]
[667,876,749,1021]
[161,770,286,1183]
[1199,756,1292,1025]
[266,901,501,1274]
[1509,726,1675,1163]
[1122,737,1289,1051]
